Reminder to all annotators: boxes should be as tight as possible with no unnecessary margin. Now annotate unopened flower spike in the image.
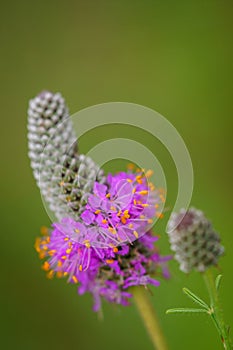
[28,91,105,220]
[167,207,224,273]
[167,207,232,350]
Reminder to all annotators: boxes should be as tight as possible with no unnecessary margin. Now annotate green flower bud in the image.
[167,208,224,273]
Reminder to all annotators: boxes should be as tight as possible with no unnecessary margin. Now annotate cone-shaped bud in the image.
[28,91,105,220]
[167,207,224,273]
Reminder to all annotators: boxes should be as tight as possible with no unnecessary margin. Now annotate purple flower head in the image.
[35,169,171,311]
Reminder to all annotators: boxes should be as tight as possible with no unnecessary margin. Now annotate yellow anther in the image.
[56,271,63,278]
[79,265,83,272]
[95,209,101,214]
[40,226,48,235]
[63,272,68,276]
[42,245,48,251]
[64,237,69,241]
[48,250,56,256]
[113,247,118,253]
[133,199,137,205]
[132,188,136,194]
[128,223,133,228]
[110,206,116,211]
[47,270,54,279]
[139,190,148,195]
[140,215,145,219]
[66,196,71,202]
[83,240,91,248]
[117,210,122,217]
[59,180,65,187]
[72,276,78,284]
[133,230,139,238]
[102,219,107,224]
[156,212,164,219]
[61,255,67,260]
[108,226,116,234]
[66,248,72,254]
[57,260,62,267]
[74,229,80,233]
[147,219,153,224]
[39,251,46,259]
[141,203,149,207]
[149,182,155,191]
[42,261,50,271]
[145,170,153,178]
[106,259,114,264]
[106,193,111,198]
[127,163,135,170]
[127,178,133,183]
[155,204,159,208]
[34,238,41,253]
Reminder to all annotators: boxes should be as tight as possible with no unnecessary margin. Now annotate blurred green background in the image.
[1,1,233,349]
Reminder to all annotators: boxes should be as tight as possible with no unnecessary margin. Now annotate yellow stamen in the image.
[133,230,139,238]
[66,248,72,254]
[79,265,83,272]
[102,219,107,224]
[47,270,54,279]
[74,229,80,233]
[139,190,148,195]
[63,272,68,276]
[148,219,153,224]
[108,227,116,234]
[110,206,116,211]
[156,212,164,219]
[72,276,78,284]
[141,203,149,207]
[59,180,65,187]
[42,261,50,271]
[127,178,133,183]
[40,226,48,235]
[48,250,56,256]
[132,188,136,194]
[128,223,133,228]
[106,193,111,198]
[106,259,114,264]
[95,209,101,214]
[57,260,62,267]
[127,163,135,170]
[56,271,63,278]
[113,247,118,253]
[145,169,153,178]
[61,255,67,260]
[83,240,91,248]
[64,237,69,241]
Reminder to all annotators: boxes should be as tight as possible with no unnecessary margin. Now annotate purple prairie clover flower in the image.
[34,168,171,311]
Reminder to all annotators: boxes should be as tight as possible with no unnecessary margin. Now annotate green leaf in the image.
[215,274,223,291]
[166,308,208,314]
[183,288,209,310]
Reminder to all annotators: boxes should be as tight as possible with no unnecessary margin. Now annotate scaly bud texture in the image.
[167,207,224,273]
[27,91,105,220]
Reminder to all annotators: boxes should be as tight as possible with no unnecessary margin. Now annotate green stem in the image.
[132,286,168,350]
[203,269,232,350]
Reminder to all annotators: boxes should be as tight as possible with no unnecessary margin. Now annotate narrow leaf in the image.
[166,308,208,314]
[183,288,209,310]
[215,274,222,291]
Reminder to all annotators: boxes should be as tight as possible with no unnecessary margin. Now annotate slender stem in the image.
[203,269,232,350]
[132,286,168,350]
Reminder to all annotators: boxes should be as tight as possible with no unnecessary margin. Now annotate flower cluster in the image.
[35,170,170,311]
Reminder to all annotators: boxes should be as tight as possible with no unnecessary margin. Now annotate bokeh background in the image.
[1,1,233,349]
